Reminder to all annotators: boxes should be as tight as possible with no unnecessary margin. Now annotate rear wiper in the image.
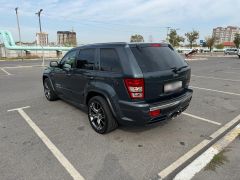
[171,65,188,73]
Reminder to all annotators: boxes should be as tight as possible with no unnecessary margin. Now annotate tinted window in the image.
[60,50,78,68]
[131,45,187,72]
[100,48,121,72]
[76,49,95,70]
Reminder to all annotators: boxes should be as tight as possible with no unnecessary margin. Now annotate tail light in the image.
[124,78,144,99]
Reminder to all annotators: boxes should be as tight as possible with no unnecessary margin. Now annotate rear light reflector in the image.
[124,78,144,99]
[150,44,161,47]
[149,109,161,117]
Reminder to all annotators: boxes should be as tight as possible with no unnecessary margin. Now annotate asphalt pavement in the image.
[0,56,240,180]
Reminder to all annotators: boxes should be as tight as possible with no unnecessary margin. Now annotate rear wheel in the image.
[43,78,58,101]
[88,96,118,134]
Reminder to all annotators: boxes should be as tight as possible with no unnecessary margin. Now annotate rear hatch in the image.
[130,43,191,103]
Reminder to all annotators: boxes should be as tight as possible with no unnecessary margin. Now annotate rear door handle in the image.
[88,76,94,80]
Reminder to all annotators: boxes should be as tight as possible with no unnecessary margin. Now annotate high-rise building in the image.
[36,32,49,46]
[57,31,77,46]
[212,26,240,44]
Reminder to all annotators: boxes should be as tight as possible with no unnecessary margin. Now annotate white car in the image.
[238,49,240,58]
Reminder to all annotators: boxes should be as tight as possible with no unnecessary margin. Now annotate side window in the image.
[100,48,121,72]
[76,49,95,70]
[61,50,78,68]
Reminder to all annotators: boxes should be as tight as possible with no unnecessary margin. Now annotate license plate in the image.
[164,81,182,93]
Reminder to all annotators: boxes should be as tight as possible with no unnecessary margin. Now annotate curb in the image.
[157,114,240,180]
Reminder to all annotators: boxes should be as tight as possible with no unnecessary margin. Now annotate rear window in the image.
[100,48,122,72]
[131,45,187,72]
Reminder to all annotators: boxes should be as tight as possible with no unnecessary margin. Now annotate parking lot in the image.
[0,56,240,180]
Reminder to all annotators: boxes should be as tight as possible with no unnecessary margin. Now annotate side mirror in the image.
[50,61,59,67]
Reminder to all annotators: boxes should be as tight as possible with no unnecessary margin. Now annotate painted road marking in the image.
[0,65,46,69]
[190,86,240,96]
[223,71,240,75]
[158,113,240,179]
[191,75,240,82]
[182,112,221,126]
[185,58,208,61]
[0,68,12,75]
[8,106,84,180]
[174,123,240,180]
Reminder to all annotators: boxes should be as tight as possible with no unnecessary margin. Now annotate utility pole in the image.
[15,7,23,61]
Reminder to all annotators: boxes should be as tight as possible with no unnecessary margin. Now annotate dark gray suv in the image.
[43,43,193,134]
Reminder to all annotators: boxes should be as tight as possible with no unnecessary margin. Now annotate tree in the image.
[234,33,240,48]
[168,29,184,47]
[130,34,144,42]
[205,36,216,52]
[185,30,199,48]
[215,43,224,49]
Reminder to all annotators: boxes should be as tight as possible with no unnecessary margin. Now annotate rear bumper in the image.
[117,89,193,126]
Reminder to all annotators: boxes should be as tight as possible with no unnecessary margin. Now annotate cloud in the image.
[0,0,239,43]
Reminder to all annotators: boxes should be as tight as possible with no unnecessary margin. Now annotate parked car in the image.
[238,49,240,58]
[224,48,238,55]
[42,43,193,134]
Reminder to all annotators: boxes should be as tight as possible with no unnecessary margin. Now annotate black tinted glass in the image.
[77,49,95,70]
[100,48,121,72]
[131,45,187,72]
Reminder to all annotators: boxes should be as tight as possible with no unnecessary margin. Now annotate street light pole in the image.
[15,7,23,60]
[35,9,44,66]
[36,9,43,33]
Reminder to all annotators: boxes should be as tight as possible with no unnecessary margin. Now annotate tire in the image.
[43,78,58,101]
[88,96,118,134]
[238,55,240,59]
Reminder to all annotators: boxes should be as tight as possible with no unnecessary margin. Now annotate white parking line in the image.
[192,75,240,82]
[192,74,240,82]
[185,58,208,61]
[223,71,240,75]
[8,106,84,180]
[1,65,45,69]
[158,113,240,180]
[190,86,240,96]
[182,112,221,126]
[0,68,12,75]
[174,123,240,180]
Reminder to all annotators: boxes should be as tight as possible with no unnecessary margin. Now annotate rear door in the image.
[130,44,191,103]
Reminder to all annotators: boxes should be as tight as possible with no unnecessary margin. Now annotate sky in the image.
[0,0,239,44]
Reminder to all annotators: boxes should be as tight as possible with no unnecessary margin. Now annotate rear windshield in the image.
[131,45,187,72]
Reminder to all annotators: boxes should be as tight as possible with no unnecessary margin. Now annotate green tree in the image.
[215,43,224,49]
[130,34,144,42]
[185,30,199,48]
[168,29,184,47]
[234,33,240,48]
[205,36,216,52]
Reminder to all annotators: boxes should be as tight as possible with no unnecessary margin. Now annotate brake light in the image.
[124,78,144,99]
[150,44,161,47]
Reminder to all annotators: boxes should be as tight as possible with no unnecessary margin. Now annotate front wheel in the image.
[43,78,58,101]
[88,96,118,134]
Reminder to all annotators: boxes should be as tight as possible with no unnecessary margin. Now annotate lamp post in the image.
[35,9,43,33]
[15,7,23,60]
[35,9,44,66]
